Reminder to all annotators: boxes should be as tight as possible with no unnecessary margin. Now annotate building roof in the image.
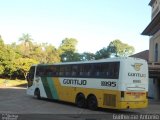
[149,0,156,6]
[141,11,160,36]
[130,50,149,62]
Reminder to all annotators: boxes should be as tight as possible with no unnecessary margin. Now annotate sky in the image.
[0,0,151,54]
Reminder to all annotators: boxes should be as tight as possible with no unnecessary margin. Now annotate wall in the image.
[149,30,160,62]
[151,0,160,19]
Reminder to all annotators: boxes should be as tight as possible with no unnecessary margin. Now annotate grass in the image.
[0,78,27,87]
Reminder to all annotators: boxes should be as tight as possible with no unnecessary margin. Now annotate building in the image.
[142,0,160,100]
[130,50,149,62]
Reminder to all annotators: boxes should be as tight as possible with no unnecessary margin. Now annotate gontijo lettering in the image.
[128,73,146,77]
[63,79,87,85]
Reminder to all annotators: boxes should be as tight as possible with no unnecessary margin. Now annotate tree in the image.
[2,45,17,79]
[30,43,60,63]
[19,33,33,46]
[58,38,78,62]
[80,52,95,61]
[0,65,4,75]
[0,37,17,78]
[58,38,78,54]
[14,58,38,79]
[43,44,60,63]
[0,35,4,46]
[95,47,110,60]
[0,35,5,75]
[60,51,81,62]
[107,39,135,57]
[19,33,33,57]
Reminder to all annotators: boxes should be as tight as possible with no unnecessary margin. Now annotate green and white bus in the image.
[26,57,148,110]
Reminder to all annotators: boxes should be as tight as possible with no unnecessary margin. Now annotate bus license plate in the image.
[131,92,140,98]
[134,94,140,98]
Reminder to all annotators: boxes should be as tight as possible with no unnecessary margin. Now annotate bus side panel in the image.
[48,77,121,109]
[40,77,59,99]
[34,77,48,98]
[40,77,78,102]
[40,77,120,107]
[38,77,148,109]
[53,77,76,102]
[27,77,48,98]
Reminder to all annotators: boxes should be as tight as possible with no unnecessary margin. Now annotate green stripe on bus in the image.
[41,77,53,99]
[47,77,59,100]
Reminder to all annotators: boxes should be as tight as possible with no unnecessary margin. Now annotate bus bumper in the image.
[117,100,148,109]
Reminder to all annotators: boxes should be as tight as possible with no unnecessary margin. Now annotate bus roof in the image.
[31,57,147,67]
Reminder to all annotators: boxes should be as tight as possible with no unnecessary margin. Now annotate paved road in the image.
[0,87,160,120]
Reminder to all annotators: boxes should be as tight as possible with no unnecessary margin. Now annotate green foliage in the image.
[30,43,60,63]
[19,33,33,57]
[0,65,4,75]
[107,39,135,57]
[58,38,78,54]
[42,44,60,63]
[61,51,81,62]
[0,35,4,46]
[80,52,95,61]
[0,36,19,78]
[95,47,110,59]
[19,33,33,44]
[0,37,5,75]
[14,58,38,78]
[59,38,79,62]
[61,52,95,62]
[0,33,135,79]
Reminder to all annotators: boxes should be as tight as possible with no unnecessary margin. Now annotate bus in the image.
[26,57,148,110]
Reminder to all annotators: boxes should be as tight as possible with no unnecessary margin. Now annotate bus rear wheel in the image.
[75,94,86,108]
[87,95,98,110]
[34,88,41,99]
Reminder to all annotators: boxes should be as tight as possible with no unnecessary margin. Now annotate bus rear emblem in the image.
[132,63,143,71]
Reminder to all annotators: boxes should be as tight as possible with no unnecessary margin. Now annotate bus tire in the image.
[34,88,41,100]
[75,93,86,108]
[87,95,98,110]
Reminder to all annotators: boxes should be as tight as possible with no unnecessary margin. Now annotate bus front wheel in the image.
[34,88,41,99]
[75,94,86,108]
[87,95,98,110]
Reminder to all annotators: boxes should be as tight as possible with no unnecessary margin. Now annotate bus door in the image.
[27,66,36,87]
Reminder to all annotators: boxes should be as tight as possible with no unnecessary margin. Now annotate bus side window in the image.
[55,65,59,76]
[79,64,90,77]
[112,62,120,79]
[72,65,78,77]
[59,65,65,76]
[36,66,45,77]
[79,64,84,77]
[46,67,52,76]
[94,63,101,77]
[65,65,71,77]
[107,63,113,78]
[88,64,95,77]
[50,65,57,76]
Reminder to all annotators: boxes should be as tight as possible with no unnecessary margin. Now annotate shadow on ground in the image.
[36,97,139,114]
[15,83,27,88]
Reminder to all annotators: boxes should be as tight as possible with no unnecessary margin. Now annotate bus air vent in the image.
[103,94,116,107]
